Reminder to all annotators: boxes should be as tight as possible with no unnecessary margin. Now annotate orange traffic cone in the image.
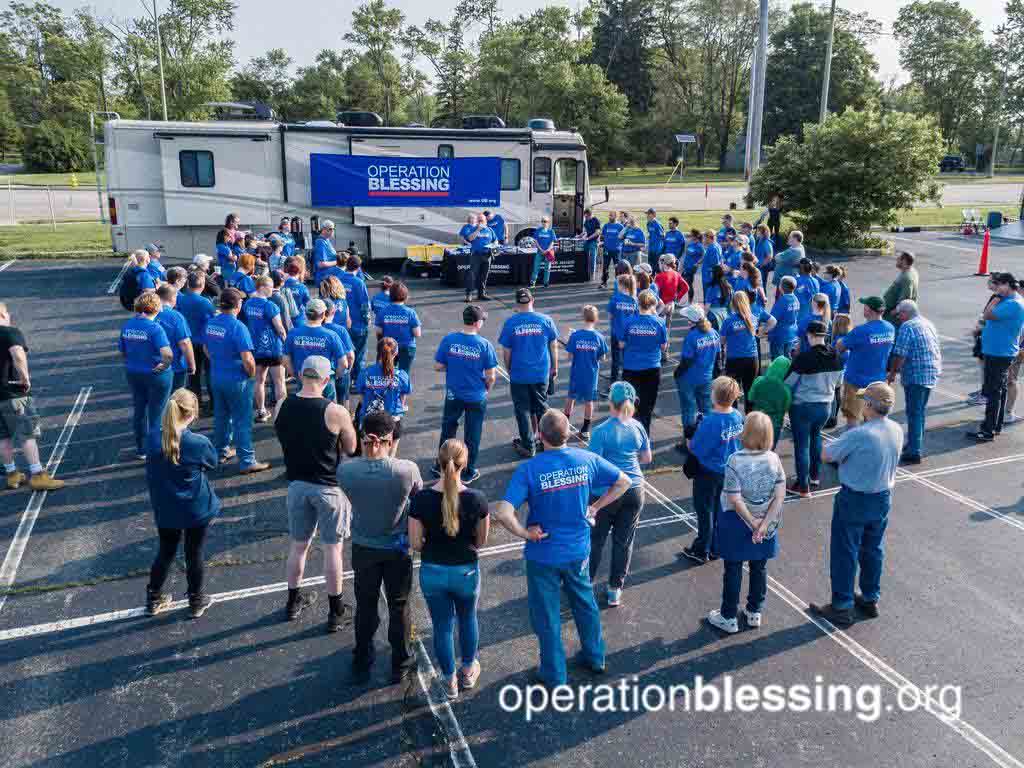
[976,229,990,276]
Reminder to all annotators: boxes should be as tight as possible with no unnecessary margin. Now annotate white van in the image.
[103,119,591,261]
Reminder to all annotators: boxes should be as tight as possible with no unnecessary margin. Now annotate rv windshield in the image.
[553,159,577,196]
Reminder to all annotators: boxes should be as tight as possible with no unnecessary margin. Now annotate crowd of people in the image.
[96,207,1024,696]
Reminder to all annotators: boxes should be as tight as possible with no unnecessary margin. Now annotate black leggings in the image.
[148,523,210,596]
[188,344,211,407]
[623,367,661,437]
[725,356,759,411]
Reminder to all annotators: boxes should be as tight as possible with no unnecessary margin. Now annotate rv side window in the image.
[501,159,521,190]
[438,145,454,159]
[180,150,215,188]
[533,157,551,193]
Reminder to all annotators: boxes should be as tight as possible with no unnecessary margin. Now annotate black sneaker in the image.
[326,603,351,633]
[966,430,995,442]
[854,594,879,618]
[809,602,854,628]
[188,593,213,619]
[461,468,481,484]
[513,438,535,458]
[391,664,415,685]
[464,293,472,303]
[809,477,821,488]
[286,591,318,621]
[899,453,922,466]
[146,589,172,616]
[680,546,709,565]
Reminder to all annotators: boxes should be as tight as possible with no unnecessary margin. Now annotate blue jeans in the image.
[440,396,487,474]
[397,345,416,374]
[692,470,724,556]
[335,371,351,404]
[721,559,767,620]
[676,377,712,429]
[769,339,797,360]
[530,252,551,286]
[584,240,598,278]
[830,487,890,609]
[525,558,605,686]
[902,384,931,457]
[790,401,830,488]
[212,377,256,468]
[419,562,481,678]
[350,329,369,391]
[126,369,173,453]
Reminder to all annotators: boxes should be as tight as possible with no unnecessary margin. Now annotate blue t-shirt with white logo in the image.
[502,447,623,565]
[119,316,170,374]
[285,324,345,377]
[470,227,496,255]
[242,296,283,359]
[622,226,646,254]
[498,311,559,384]
[841,318,895,387]
[534,227,556,252]
[459,223,475,243]
[225,271,256,296]
[147,261,166,282]
[680,327,720,386]
[664,229,685,257]
[435,332,498,403]
[721,308,771,359]
[768,293,800,345]
[339,272,371,332]
[176,291,215,340]
[982,295,1024,357]
[313,237,338,283]
[690,409,744,474]
[355,363,411,423]
[204,313,254,383]
[795,275,820,317]
[601,222,624,253]
[622,314,668,371]
[647,219,665,252]
[375,303,421,349]
[488,214,507,243]
[371,290,391,319]
[323,322,353,360]
[607,292,639,341]
[566,328,609,401]
[156,307,191,373]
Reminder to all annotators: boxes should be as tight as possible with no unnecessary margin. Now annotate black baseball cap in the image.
[463,305,486,324]
[516,288,533,304]
[993,272,1019,288]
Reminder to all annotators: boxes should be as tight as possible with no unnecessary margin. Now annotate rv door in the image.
[551,157,582,235]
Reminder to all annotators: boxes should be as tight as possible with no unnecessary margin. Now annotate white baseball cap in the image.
[679,304,705,323]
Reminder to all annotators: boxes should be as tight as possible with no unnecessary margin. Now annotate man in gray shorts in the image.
[275,355,358,632]
[0,303,63,491]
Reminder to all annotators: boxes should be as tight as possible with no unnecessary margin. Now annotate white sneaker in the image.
[606,587,622,607]
[706,609,739,634]
[742,608,763,628]
[1004,412,1021,425]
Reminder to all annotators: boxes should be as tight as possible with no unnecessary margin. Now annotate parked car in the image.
[940,155,966,172]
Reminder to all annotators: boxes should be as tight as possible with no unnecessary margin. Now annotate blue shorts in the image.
[568,386,599,403]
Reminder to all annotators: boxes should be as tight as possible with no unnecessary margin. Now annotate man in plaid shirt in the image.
[887,300,942,464]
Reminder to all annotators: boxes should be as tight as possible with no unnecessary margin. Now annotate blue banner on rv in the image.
[309,154,502,207]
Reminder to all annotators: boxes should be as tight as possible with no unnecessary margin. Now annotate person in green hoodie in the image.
[747,356,792,450]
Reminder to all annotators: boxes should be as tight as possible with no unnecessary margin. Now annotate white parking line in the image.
[415,640,477,768]
[0,386,90,614]
[0,259,15,273]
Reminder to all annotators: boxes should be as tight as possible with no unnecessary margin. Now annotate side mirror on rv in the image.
[604,186,610,203]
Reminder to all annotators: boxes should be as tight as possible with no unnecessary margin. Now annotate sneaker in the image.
[326,602,351,633]
[29,471,64,491]
[477,293,492,301]
[706,609,739,634]
[512,438,535,458]
[535,438,544,454]
[854,594,879,618]
[219,447,237,464]
[809,477,821,488]
[461,468,481,484]
[599,282,609,290]
[6,470,25,490]
[188,593,213,619]
[786,481,810,499]
[967,393,987,406]
[899,452,922,466]
[966,388,982,399]
[606,587,622,607]
[579,429,591,442]
[742,608,762,628]
[1004,412,1021,425]
[441,674,459,700]
[286,591,318,621]
[255,409,271,424]
[146,588,172,616]
[680,545,709,564]
[240,461,271,475]
[459,660,481,690]
[966,430,995,443]
[809,602,854,628]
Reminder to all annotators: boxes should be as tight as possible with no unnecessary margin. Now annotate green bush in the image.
[750,109,944,247]
[22,121,91,173]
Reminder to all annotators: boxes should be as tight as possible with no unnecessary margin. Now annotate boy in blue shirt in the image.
[564,305,609,440]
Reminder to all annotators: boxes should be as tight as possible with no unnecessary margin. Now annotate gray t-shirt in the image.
[338,457,423,550]
[722,449,786,521]
[827,417,904,493]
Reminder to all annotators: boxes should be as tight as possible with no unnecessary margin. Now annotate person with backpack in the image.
[354,337,411,458]
[119,292,174,461]
[119,249,157,311]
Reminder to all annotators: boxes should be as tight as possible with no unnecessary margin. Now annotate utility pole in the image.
[744,49,758,180]
[819,0,837,123]
[748,0,769,177]
[990,73,1008,178]
[152,0,168,121]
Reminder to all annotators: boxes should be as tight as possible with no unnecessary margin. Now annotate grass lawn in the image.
[0,222,112,258]
[4,170,104,187]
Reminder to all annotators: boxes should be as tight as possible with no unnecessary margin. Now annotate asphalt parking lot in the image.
[0,229,1023,767]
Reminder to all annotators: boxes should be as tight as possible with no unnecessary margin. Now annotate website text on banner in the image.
[309,155,502,208]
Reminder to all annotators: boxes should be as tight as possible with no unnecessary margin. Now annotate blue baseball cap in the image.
[609,380,637,405]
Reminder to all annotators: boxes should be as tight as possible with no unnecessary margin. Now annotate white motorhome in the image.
[103,120,592,261]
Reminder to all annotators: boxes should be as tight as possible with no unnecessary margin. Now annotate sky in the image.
[62,0,1006,84]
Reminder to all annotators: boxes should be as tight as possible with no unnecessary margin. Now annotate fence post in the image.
[46,185,56,232]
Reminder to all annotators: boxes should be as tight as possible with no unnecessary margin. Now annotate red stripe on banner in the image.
[367,191,450,198]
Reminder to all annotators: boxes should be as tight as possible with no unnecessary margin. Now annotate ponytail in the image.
[732,291,755,335]
[813,293,832,326]
[615,398,636,421]
[438,439,468,538]
[161,388,198,465]
[378,336,397,380]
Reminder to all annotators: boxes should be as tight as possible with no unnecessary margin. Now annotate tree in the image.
[403,18,474,125]
[893,1,991,149]
[762,3,881,144]
[345,0,405,125]
[230,49,294,118]
[288,49,350,120]
[749,109,943,246]
[23,119,90,172]
[590,0,657,114]
[0,88,23,161]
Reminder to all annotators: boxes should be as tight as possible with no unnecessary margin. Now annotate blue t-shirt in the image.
[156,307,191,373]
[683,241,704,273]
[502,447,623,565]
[622,314,668,371]
[691,409,744,474]
[680,327,720,385]
[795,275,820,317]
[313,237,338,281]
[721,308,771,359]
[797,313,832,353]
[323,322,354,358]
[842,318,896,387]
[459,223,475,243]
[601,222,624,253]
[285,324,345,375]
[488,214,507,243]
[534,227,557,252]
[664,228,685,257]
[204,313,253,383]
[702,243,722,286]
[147,261,166,282]
[723,247,743,270]
[176,291,216,340]
[647,219,665,252]
[371,290,391,319]
[717,226,737,243]
[131,267,156,293]
[566,328,609,400]
[119,316,170,374]
[588,417,649,489]
[622,226,646,253]
[583,216,601,238]
[435,332,498,403]
[820,280,841,312]
[356,363,411,422]
[755,237,774,267]
[982,295,1024,357]
[242,297,283,359]
[339,272,371,332]
[498,311,559,384]
[375,303,421,349]
[225,271,256,296]
[838,282,851,313]
[284,278,310,317]
[470,227,496,255]
[607,292,639,340]
[216,243,235,271]
[327,296,349,329]
[768,294,800,344]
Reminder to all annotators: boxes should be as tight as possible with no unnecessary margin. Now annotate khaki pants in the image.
[841,381,864,422]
